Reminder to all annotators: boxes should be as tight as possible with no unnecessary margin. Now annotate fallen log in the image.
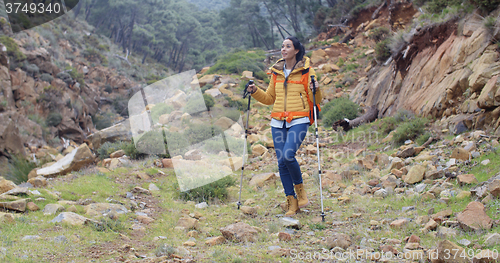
[332,105,379,131]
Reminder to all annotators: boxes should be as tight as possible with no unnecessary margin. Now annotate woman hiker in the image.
[246,36,322,216]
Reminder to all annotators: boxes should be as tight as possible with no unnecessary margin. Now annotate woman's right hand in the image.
[247,84,257,94]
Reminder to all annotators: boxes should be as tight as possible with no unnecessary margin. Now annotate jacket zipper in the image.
[300,93,305,109]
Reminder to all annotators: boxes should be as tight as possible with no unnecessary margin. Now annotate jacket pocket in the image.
[300,93,306,109]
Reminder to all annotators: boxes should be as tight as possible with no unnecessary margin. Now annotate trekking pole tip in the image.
[321,213,325,222]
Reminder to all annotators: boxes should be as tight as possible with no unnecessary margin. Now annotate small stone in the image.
[481,159,491,165]
[457,174,478,185]
[424,219,438,231]
[390,219,408,229]
[205,236,226,246]
[43,204,65,215]
[374,189,388,198]
[280,217,301,229]
[182,241,196,247]
[149,183,160,191]
[22,235,41,241]
[240,206,257,216]
[26,202,40,211]
[451,147,470,161]
[278,232,292,241]
[326,233,352,250]
[457,239,471,247]
[436,226,457,238]
[483,233,500,247]
[457,201,493,231]
[195,202,208,209]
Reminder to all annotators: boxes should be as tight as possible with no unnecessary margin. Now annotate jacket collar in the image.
[271,57,310,75]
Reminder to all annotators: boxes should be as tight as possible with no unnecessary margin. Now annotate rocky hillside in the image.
[1,0,500,262]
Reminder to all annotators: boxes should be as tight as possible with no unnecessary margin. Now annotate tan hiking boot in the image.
[285,195,299,216]
[294,183,309,208]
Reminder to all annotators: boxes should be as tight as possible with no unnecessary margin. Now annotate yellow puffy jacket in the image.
[251,56,322,122]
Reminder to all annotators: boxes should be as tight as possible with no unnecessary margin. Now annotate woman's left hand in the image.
[309,79,319,91]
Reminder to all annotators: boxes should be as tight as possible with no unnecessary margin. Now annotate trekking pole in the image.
[237,80,254,209]
[311,76,325,222]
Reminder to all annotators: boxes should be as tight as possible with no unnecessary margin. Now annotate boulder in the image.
[0,112,26,156]
[87,120,132,150]
[326,233,352,249]
[43,204,65,215]
[205,236,226,246]
[404,165,426,184]
[27,176,47,187]
[0,179,17,194]
[311,49,327,65]
[472,249,500,263]
[457,201,493,231]
[457,174,478,185]
[177,217,198,230]
[50,212,94,226]
[451,147,470,161]
[0,199,27,212]
[251,144,268,156]
[84,203,129,217]
[249,173,277,187]
[220,222,259,242]
[489,179,500,197]
[214,117,234,130]
[36,144,94,177]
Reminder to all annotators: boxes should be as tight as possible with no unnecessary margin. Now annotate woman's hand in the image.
[309,79,319,91]
[247,83,257,94]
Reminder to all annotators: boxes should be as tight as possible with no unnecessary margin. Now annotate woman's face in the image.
[281,39,298,61]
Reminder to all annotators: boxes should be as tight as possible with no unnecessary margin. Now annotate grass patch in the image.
[175,175,236,203]
[5,155,36,184]
[206,49,266,75]
[52,171,122,203]
[461,151,500,182]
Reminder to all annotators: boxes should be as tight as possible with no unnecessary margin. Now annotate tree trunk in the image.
[332,106,379,131]
[73,0,83,18]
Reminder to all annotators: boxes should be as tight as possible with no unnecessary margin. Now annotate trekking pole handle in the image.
[243,80,254,98]
[311,76,317,95]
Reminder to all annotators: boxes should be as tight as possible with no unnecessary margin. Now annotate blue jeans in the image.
[272,122,309,196]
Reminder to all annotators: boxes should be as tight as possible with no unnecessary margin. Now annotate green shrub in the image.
[369,27,390,41]
[40,73,54,83]
[206,50,266,75]
[337,57,345,67]
[392,117,429,145]
[113,96,128,116]
[155,244,176,257]
[321,97,361,127]
[0,36,27,62]
[375,39,391,61]
[150,103,174,123]
[426,0,463,13]
[184,95,206,115]
[254,70,267,80]
[225,97,246,111]
[22,63,39,77]
[184,123,223,146]
[96,141,142,160]
[222,109,241,122]
[92,111,115,130]
[66,67,85,86]
[471,0,500,12]
[46,112,62,127]
[416,132,432,146]
[6,155,36,184]
[176,176,235,202]
[56,72,73,84]
[203,94,215,110]
[201,83,213,93]
[90,217,125,233]
[135,130,168,156]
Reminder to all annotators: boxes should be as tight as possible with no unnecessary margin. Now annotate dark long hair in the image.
[285,36,306,62]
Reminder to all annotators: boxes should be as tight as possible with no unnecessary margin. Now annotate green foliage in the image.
[96,140,143,160]
[185,123,223,145]
[150,103,174,123]
[113,96,128,116]
[176,176,236,202]
[155,244,176,257]
[375,39,391,61]
[471,0,500,12]
[203,94,215,110]
[206,50,266,75]
[92,111,115,130]
[6,155,36,185]
[225,96,246,111]
[426,0,463,13]
[83,34,100,47]
[46,112,63,127]
[392,117,429,145]
[56,72,73,84]
[484,16,497,35]
[0,36,26,62]
[22,63,39,77]
[135,130,168,157]
[40,73,54,83]
[369,27,390,41]
[90,217,125,233]
[83,48,106,64]
[65,67,85,86]
[201,83,213,93]
[337,57,345,67]
[416,132,432,145]
[321,97,361,127]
